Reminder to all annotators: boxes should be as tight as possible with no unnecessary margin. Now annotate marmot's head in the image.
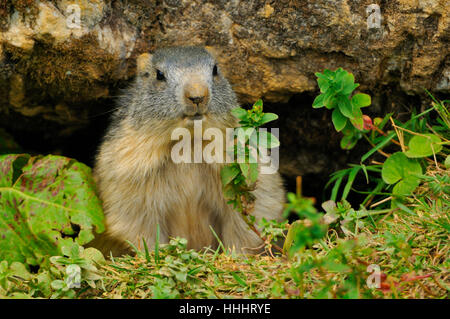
[123,46,238,129]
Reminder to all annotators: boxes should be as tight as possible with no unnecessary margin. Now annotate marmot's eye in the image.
[156,69,165,81]
[212,64,218,76]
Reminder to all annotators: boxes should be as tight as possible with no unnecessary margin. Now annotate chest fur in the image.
[154,163,226,247]
[96,121,231,249]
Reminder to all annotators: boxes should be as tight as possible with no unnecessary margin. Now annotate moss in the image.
[5,34,125,102]
[0,0,39,29]
[10,0,37,14]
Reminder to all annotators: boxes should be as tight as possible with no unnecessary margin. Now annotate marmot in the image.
[92,46,285,256]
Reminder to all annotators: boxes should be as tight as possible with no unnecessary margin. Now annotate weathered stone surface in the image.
[0,0,448,185]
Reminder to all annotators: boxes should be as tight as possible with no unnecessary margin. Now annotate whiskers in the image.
[87,106,121,119]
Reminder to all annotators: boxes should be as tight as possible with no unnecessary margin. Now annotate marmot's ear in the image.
[204,46,218,59]
[136,53,153,77]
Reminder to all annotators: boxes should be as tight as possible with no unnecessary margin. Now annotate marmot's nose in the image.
[188,96,204,105]
[184,81,209,114]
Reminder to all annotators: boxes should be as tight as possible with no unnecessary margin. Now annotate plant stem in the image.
[362,135,391,158]
[372,125,403,147]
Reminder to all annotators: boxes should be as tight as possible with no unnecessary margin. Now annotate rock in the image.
[1,10,35,50]
[0,0,448,185]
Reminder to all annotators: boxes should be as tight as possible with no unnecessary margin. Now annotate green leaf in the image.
[50,280,65,290]
[341,167,361,201]
[80,247,106,265]
[392,176,422,196]
[9,261,32,280]
[337,95,353,118]
[381,152,419,184]
[283,219,327,255]
[334,69,345,92]
[220,165,240,186]
[317,78,330,93]
[343,83,359,96]
[231,272,248,287]
[253,99,263,109]
[340,73,356,96]
[259,113,278,125]
[350,108,364,130]
[323,69,334,78]
[239,162,258,185]
[231,107,248,120]
[175,271,187,283]
[352,99,363,115]
[323,91,336,109]
[247,163,259,184]
[315,72,330,81]
[404,134,443,158]
[312,93,326,108]
[351,93,371,108]
[340,134,358,150]
[283,220,302,254]
[257,131,280,148]
[323,260,351,272]
[239,162,249,179]
[330,173,344,202]
[381,152,422,196]
[0,154,105,266]
[332,108,347,132]
[361,131,397,163]
[445,155,450,169]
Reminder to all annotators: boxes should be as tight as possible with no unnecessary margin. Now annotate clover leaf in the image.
[381,152,422,196]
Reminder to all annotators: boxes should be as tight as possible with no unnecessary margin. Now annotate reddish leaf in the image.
[363,115,373,130]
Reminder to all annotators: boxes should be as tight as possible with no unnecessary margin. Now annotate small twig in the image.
[389,117,406,152]
[296,176,302,197]
[391,122,430,137]
[370,196,392,208]
[364,196,375,208]
[379,208,399,223]
[429,141,440,170]
[425,123,449,143]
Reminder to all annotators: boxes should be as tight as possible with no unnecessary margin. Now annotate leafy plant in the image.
[283,177,327,255]
[49,243,105,298]
[313,68,371,149]
[0,242,105,299]
[313,69,448,208]
[0,154,105,266]
[220,100,282,251]
[222,100,279,212]
[381,152,422,197]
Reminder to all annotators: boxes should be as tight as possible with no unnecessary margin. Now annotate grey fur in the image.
[111,46,237,129]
